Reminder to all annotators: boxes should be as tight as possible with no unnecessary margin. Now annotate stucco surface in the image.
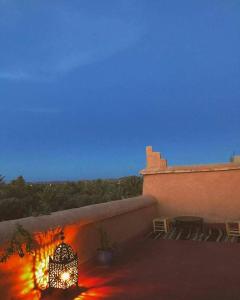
[0,196,158,299]
[143,168,240,222]
[0,195,156,244]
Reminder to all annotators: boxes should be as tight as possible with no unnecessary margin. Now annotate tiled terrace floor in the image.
[43,238,240,300]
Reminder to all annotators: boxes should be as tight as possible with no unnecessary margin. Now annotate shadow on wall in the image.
[0,227,62,300]
[0,225,126,300]
[0,196,157,299]
[0,225,120,300]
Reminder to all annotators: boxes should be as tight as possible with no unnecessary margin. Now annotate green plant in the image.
[0,224,37,263]
[98,227,116,251]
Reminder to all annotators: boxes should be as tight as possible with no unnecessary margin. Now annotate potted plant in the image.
[97,227,116,265]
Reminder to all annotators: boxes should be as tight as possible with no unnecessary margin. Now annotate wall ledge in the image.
[140,163,240,175]
[0,195,157,244]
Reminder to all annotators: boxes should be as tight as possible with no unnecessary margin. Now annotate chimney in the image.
[146,146,167,170]
[231,155,240,164]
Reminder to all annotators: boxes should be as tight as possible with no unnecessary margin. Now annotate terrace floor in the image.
[43,238,240,300]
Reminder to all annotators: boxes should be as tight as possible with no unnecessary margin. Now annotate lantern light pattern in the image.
[48,231,78,289]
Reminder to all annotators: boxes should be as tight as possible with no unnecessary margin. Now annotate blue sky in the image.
[0,0,240,181]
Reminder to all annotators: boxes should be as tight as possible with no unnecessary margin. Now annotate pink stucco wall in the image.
[143,168,240,222]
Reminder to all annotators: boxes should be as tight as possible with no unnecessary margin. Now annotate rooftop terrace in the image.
[42,238,240,300]
[1,148,240,299]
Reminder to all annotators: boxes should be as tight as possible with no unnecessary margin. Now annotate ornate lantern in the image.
[48,231,78,289]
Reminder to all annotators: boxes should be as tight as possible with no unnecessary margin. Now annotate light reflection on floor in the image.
[73,271,127,300]
[8,238,240,300]
[40,269,128,300]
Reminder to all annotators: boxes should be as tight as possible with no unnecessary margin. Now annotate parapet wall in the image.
[0,195,158,300]
[141,147,240,222]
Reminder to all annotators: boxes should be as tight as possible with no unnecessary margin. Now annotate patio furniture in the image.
[153,217,170,233]
[174,216,203,231]
[225,221,240,237]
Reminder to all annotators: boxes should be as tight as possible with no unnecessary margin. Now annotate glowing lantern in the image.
[48,231,78,289]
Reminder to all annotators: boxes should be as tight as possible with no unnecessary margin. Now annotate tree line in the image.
[0,175,143,222]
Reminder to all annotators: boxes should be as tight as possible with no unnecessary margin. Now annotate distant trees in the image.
[0,175,143,222]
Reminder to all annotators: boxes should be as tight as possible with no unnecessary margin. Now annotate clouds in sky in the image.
[0,1,145,81]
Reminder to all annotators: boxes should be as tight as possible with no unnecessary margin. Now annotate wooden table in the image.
[174,216,203,231]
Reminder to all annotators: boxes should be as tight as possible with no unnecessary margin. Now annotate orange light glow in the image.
[34,228,62,290]
[73,272,126,300]
[0,227,63,299]
[0,224,124,300]
[61,271,70,281]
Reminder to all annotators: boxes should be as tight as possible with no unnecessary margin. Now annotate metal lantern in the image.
[48,231,78,289]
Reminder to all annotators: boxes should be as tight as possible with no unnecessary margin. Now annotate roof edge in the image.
[140,163,240,175]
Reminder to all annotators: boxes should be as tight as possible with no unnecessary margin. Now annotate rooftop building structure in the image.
[1,147,240,299]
